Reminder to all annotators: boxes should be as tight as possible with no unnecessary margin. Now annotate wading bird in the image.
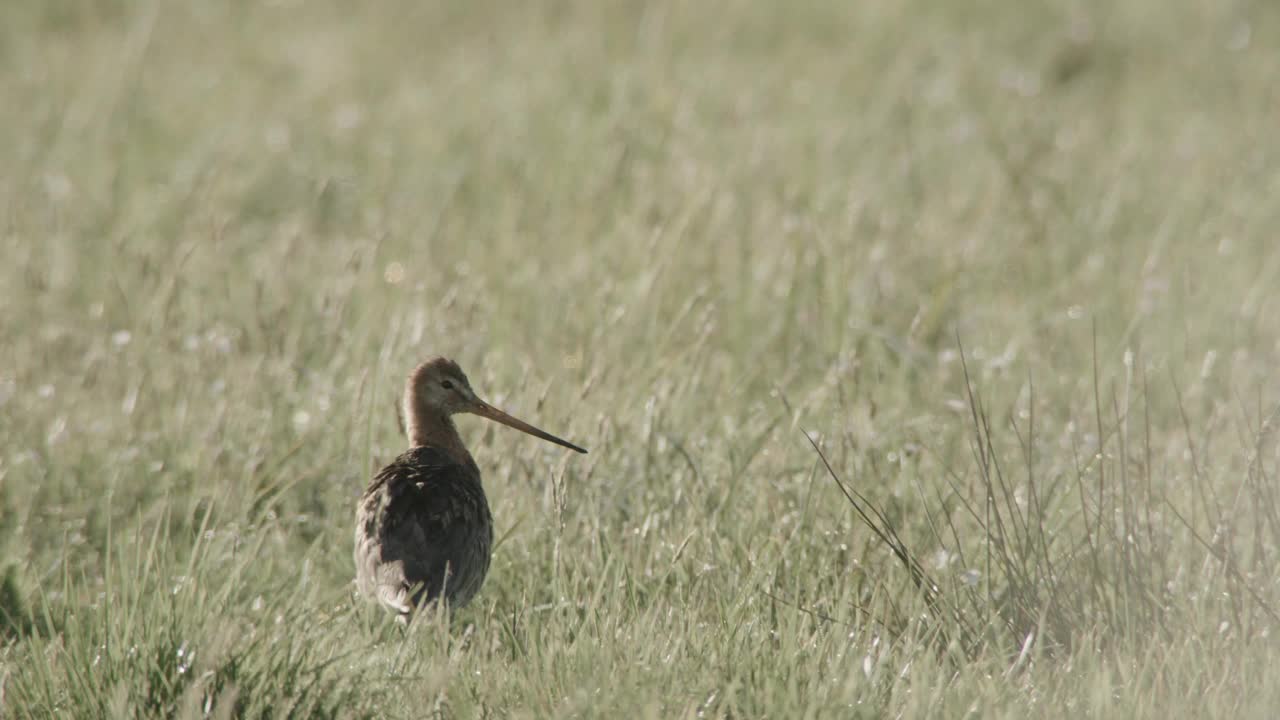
[354,357,587,621]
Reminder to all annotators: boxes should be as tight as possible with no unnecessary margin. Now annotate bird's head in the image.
[408,356,479,416]
[405,356,587,454]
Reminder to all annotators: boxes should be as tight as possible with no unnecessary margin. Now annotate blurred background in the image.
[2,1,1279,717]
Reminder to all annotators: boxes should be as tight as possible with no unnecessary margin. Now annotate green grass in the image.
[3,0,1280,716]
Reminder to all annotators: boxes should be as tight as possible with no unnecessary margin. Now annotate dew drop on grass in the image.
[1228,23,1252,51]
[43,172,73,200]
[176,643,192,675]
[333,103,365,131]
[47,417,67,445]
[265,124,291,151]
[384,261,405,284]
[1200,350,1218,379]
[208,331,233,354]
[121,386,138,415]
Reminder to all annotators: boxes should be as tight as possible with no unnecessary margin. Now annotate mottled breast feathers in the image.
[354,446,493,617]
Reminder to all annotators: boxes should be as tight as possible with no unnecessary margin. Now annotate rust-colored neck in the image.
[404,393,476,469]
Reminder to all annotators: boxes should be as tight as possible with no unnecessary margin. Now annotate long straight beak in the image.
[469,399,588,454]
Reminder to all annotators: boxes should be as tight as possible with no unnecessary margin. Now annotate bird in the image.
[354,356,587,621]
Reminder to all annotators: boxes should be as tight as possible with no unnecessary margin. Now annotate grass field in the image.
[4,0,1280,717]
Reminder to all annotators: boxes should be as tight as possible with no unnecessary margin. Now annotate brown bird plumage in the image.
[354,357,587,620]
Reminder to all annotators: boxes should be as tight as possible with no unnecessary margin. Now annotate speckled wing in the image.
[354,446,493,617]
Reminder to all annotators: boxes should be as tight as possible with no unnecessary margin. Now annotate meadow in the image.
[3,1,1280,717]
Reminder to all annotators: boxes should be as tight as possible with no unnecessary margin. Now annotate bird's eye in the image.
[440,380,455,390]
